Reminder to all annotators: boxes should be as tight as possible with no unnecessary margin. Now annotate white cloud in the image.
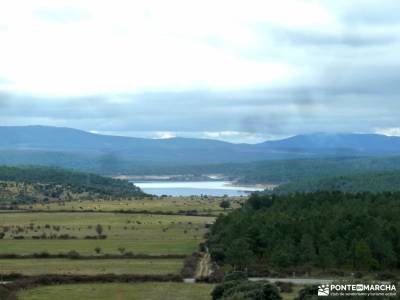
[375,127,400,136]
[0,0,334,96]
[154,132,176,139]
[91,129,284,143]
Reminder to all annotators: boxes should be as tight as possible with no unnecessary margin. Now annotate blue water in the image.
[133,181,263,197]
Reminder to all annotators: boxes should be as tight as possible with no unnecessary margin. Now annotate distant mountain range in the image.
[0,126,399,174]
[259,132,400,153]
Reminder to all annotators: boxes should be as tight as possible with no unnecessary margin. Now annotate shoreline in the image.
[226,182,278,190]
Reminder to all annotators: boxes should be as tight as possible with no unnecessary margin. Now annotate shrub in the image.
[66,250,80,259]
[353,271,363,279]
[223,281,281,300]
[33,251,51,258]
[0,286,16,300]
[276,281,293,293]
[208,268,225,283]
[294,285,318,300]
[224,271,248,282]
[212,272,281,300]
[375,272,398,281]
[58,234,77,239]
[180,253,200,278]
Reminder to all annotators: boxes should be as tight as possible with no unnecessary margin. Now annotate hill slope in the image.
[229,156,400,184]
[260,132,400,154]
[273,170,400,193]
[0,165,145,204]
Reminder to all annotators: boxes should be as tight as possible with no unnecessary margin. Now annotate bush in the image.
[33,251,51,258]
[66,250,80,259]
[84,235,107,240]
[58,234,77,239]
[375,272,398,281]
[180,253,200,278]
[228,281,281,300]
[294,285,318,300]
[224,271,248,282]
[212,272,281,300]
[208,268,225,283]
[0,286,16,300]
[276,281,293,293]
[211,285,225,300]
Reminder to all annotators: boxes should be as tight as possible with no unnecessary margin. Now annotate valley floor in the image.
[0,197,223,300]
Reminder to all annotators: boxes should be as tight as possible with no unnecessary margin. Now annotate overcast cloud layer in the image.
[0,0,399,143]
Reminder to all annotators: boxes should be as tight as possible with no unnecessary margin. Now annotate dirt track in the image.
[196,252,211,278]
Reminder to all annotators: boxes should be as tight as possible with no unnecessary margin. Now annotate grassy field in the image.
[2,198,224,300]
[0,212,214,255]
[19,196,244,214]
[0,258,182,275]
[0,239,200,256]
[18,283,215,300]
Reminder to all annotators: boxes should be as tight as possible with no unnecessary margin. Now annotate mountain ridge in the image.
[0,126,399,172]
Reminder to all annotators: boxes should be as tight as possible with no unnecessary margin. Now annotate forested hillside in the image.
[0,166,144,204]
[225,156,400,184]
[274,171,400,193]
[208,192,400,273]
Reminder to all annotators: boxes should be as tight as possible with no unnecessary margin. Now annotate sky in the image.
[0,0,399,143]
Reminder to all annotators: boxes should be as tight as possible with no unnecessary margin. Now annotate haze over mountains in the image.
[0,125,400,174]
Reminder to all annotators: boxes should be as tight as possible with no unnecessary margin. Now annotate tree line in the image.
[274,171,400,193]
[207,192,400,272]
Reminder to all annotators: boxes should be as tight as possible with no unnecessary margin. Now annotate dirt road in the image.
[196,252,211,278]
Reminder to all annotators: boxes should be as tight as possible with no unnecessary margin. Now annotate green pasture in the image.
[18,283,215,300]
[0,212,214,255]
[19,196,244,214]
[0,258,182,275]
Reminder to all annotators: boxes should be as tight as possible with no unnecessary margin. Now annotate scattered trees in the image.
[95,224,103,236]
[219,200,231,211]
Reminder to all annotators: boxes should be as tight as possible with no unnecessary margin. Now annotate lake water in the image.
[132,181,264,196]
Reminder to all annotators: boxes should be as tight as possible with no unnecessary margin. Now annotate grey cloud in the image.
[338,0,400,25]
[1,84,398,138]
[272,28,397,47]
[1,1,400,141]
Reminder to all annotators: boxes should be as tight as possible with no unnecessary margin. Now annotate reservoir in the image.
[132,181,264,196]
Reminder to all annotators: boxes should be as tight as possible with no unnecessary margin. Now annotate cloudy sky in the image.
[0,0,399,143]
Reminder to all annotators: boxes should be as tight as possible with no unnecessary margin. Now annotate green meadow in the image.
[0,258,182,275]
[0,212,214,255]
[1,199,220,300]
[18,283,215,300]
[20,196,244,215]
